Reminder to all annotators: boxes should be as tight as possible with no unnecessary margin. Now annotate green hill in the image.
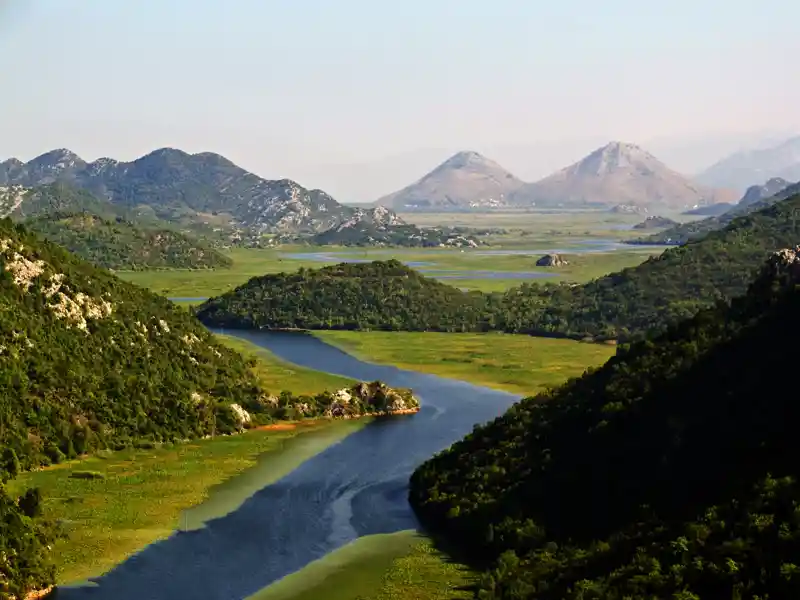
[409,246,800,599]
[0,217,259,596]
[1,182,149,223]
[26,212,233,270]
[195,259,490,331]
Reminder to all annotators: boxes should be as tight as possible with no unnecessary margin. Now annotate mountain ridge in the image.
[0,148,361,234]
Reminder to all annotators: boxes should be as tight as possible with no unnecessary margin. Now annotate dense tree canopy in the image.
[198,193,800,342]
[195,260,492,332]
[26,212,232,270]
[409,246,800,599]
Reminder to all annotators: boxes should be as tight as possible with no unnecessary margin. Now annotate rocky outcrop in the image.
[536,254,569,267]
[632,216,679,229]
[323,381,419,418]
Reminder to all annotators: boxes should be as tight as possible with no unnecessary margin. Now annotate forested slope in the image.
[409,246,800,599]
[496,192,800,339]
[26,212,232,270]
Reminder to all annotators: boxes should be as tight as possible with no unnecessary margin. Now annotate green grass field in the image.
[314,331,616,396]
[252,531,473,600]
[215,334,355,394]
[8,421,364,584]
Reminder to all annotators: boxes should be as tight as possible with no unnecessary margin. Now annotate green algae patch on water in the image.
[251,531,474,600]
[8,421,364,585]
[181,420,366,531]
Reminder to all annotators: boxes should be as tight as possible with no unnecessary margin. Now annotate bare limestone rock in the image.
[536,253,569,267]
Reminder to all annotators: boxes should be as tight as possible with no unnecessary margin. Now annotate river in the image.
[58,330,519,600]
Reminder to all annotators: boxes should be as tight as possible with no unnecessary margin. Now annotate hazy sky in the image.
[1,0,798,201]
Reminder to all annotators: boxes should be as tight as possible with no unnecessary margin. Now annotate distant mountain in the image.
[374,151,525,209]
[0,148,360,234]
[695,135,800,192]
[737,177,794,208]
[629,180,800,245]
[509,141,737,209]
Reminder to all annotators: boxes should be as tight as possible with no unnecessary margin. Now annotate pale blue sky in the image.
[0,0,797,200]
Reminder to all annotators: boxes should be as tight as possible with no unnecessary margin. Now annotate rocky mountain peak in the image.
[572,141,661,177]
[29,148,86,170]
[134,147,191,164]
[86,157,120,175]
[438,151,490,170]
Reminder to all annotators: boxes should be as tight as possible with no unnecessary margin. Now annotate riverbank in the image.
[8,420,364,585]
[313,330,616,396]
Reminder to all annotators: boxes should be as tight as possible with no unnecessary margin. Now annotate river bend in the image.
[59,330,519,600]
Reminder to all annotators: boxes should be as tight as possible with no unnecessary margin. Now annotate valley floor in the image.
[117,243,660,297]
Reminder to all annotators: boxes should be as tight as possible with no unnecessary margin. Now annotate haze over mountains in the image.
[377,142,738,210]
[696,135,800,193]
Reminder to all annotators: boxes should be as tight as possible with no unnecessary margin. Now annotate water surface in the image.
[59,331,518,600]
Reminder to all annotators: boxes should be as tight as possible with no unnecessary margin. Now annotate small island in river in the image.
[230,380,420,427]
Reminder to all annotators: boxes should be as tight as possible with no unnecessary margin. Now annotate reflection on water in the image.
[59,331,518,600]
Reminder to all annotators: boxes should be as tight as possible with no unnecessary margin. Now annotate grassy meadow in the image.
[314,331,616,396]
